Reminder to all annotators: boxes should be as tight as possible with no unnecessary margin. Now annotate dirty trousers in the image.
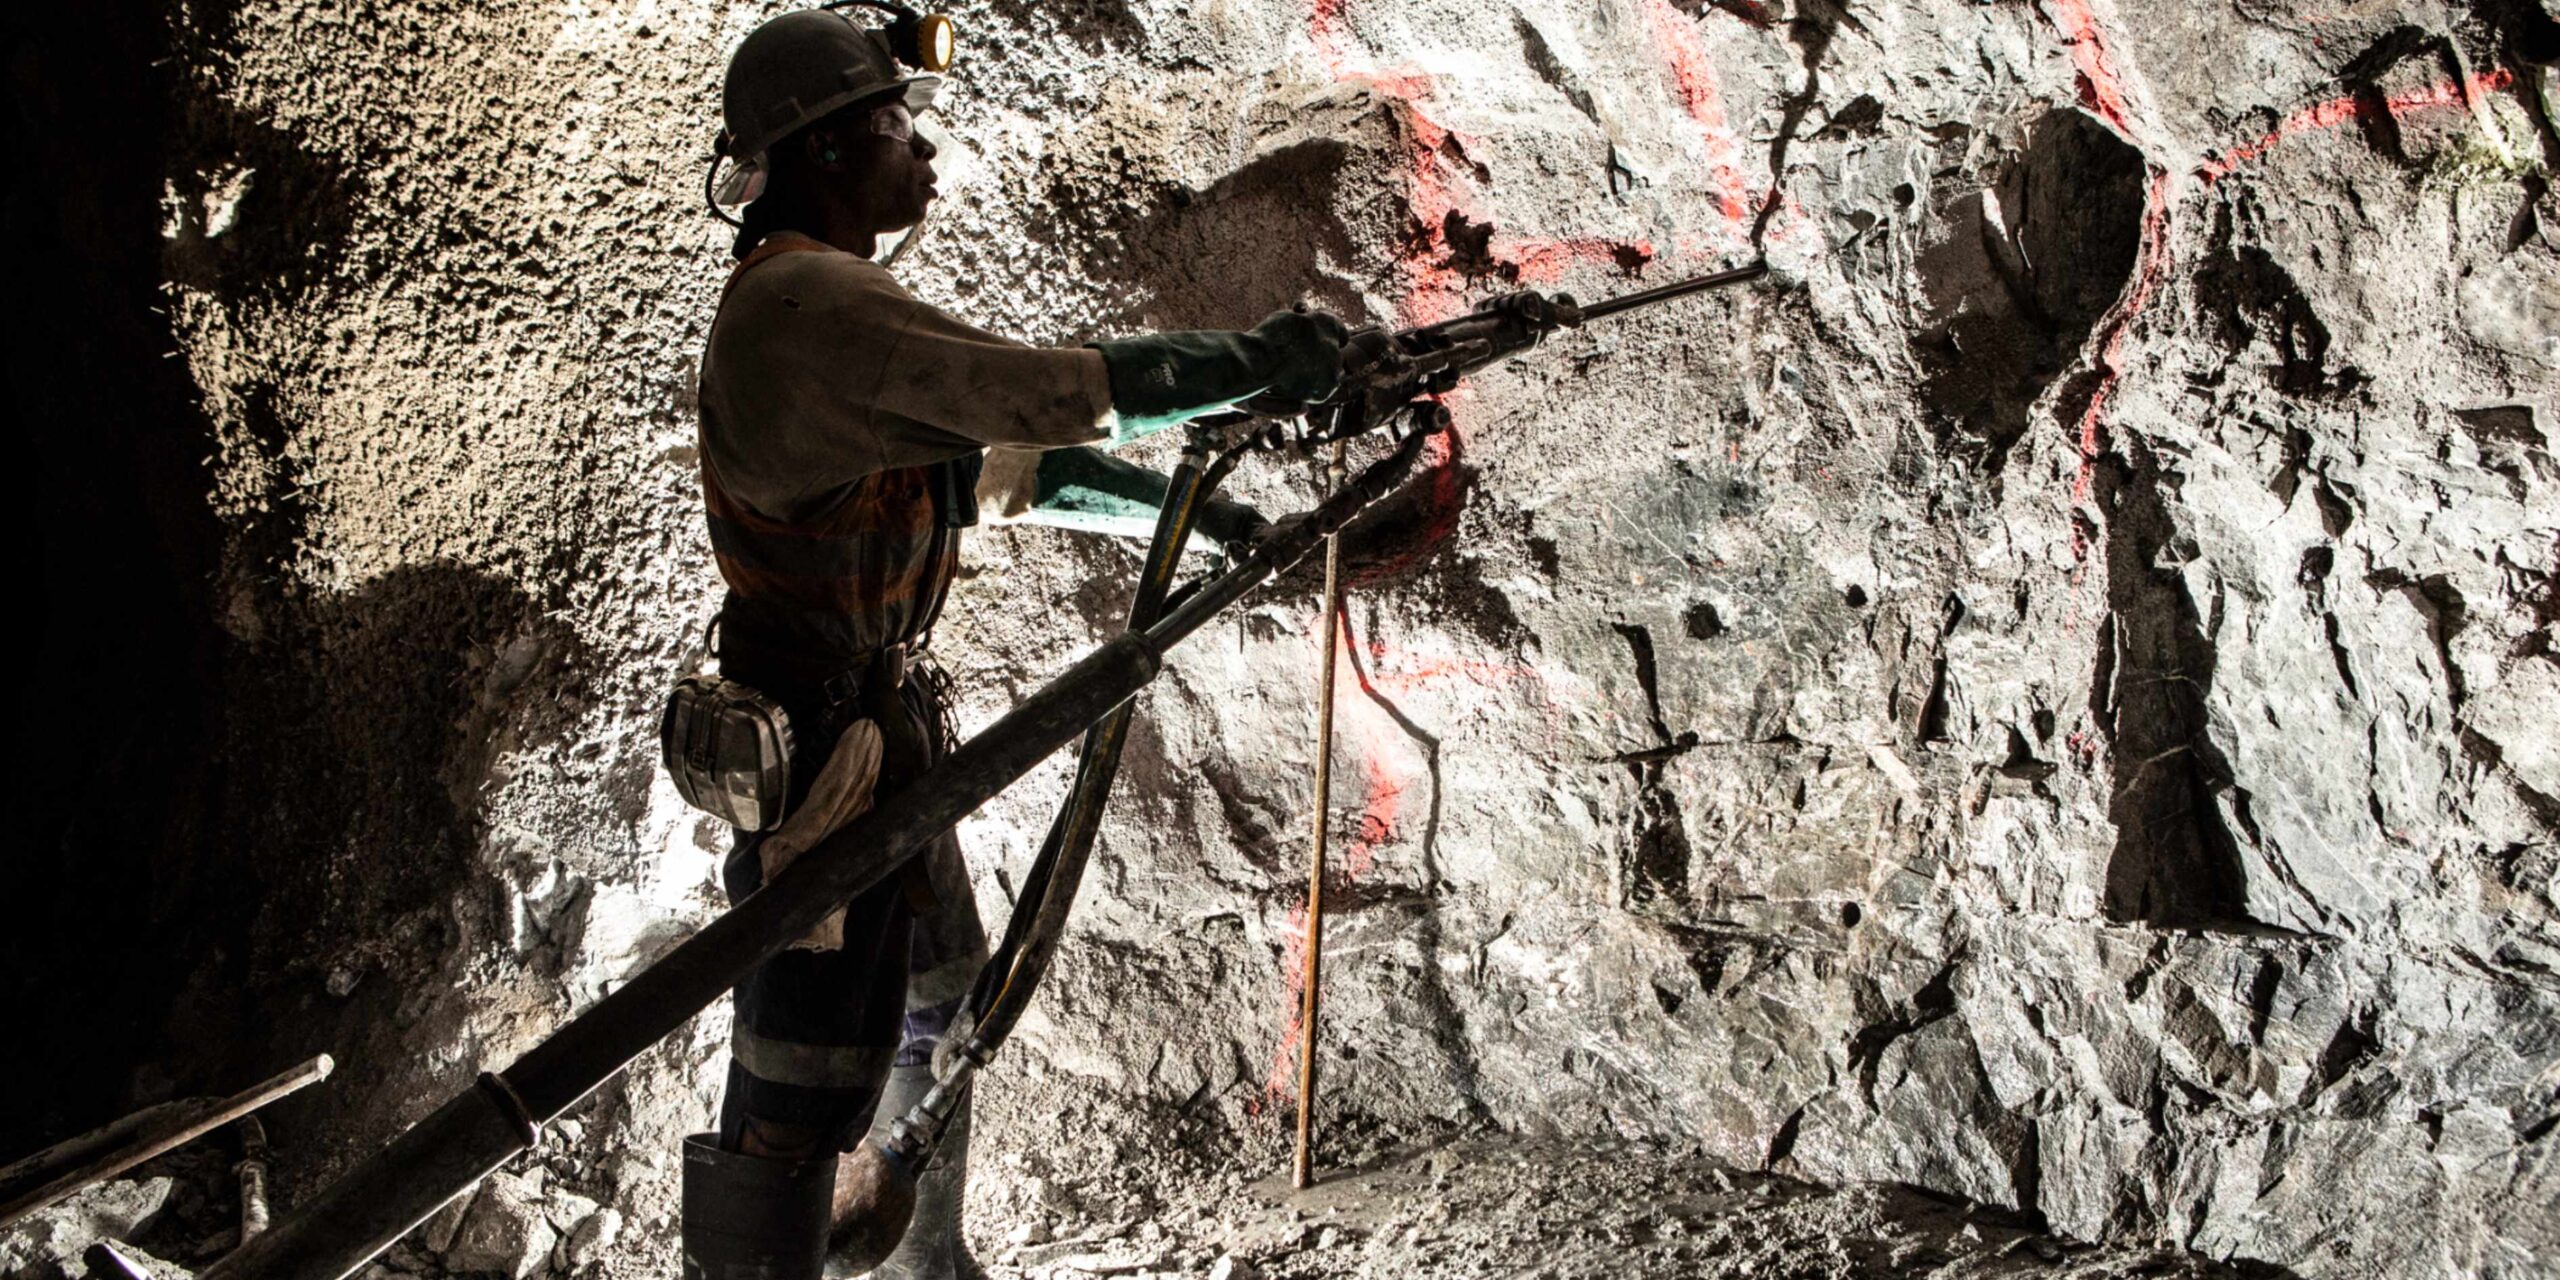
[716,672,989,1152]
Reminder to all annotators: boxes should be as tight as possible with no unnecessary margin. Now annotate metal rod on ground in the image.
[1292,441,1346,1191]
[0,1055,333,1229]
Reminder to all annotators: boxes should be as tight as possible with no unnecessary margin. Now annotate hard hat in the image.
[713,7,944,207]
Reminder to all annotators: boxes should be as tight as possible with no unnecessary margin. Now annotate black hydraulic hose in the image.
[962,435,1217,1050]
[958,417,1353,1063]
[965,443,1213,1020]
[205,425,1434,1280]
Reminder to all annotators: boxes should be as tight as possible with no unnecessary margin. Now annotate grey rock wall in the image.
[124,0,2560,1276]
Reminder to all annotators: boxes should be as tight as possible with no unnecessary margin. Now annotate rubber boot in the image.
[681,1133,836,1280]
[858,1063,980,1280]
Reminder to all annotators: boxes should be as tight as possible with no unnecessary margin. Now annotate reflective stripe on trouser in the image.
[715,671,990,1153]
[894,785,988,1069]
[717,824,988,1149]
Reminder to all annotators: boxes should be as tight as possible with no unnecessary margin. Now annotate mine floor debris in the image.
[962,1129,2293,1280]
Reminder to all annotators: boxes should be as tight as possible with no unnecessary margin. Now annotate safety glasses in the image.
[869,102,916,142]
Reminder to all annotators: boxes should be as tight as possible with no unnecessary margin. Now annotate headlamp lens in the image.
[915,14,955,71]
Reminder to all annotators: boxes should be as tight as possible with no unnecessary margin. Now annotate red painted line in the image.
[1641,0,1757,230]
[1255,0,1766,1115]
[2198,67,2518,182]
[2067,166,2172,526]
[2031,1,2170,568]
[2040,0,2142,139]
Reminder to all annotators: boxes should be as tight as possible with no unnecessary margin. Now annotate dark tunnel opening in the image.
[3,5,232,1152]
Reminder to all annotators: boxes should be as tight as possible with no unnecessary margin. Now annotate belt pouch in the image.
[661,673,796,832]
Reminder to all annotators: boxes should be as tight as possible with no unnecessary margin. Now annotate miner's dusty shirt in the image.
[699,232,1112,523]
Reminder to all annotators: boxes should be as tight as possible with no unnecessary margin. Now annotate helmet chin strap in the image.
[705,152,747,229]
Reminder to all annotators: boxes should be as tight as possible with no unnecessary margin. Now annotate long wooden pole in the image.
[1293,443,1348,1190]
[0,1055,332,1228]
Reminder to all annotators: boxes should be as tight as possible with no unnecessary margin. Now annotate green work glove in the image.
[1024,446,1267,552]
[1089,310,1350,445]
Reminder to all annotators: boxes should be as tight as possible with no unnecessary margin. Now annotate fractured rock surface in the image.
[12,0,2558,1277]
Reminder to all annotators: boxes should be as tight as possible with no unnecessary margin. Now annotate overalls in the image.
[701,237,990,1152]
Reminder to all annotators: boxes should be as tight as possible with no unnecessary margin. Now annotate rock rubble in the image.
[17,0,2556,1277]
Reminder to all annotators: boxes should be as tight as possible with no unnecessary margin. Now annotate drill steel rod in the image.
[1570,260,1768,322]
[204,423,1438,1280]
[1291,443,1347,1191]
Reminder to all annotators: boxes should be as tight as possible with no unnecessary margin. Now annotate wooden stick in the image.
[1293,443,1348,1191]
[0,1055,333,1228]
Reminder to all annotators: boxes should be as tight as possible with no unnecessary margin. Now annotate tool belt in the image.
[660,617,939,833]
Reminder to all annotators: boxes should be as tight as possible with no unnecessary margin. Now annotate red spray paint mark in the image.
[1253,0,1769,1114]
[1641,0,1757,231]
[2040,0,2143,139]
[2031,1,2171,569]
[2198,67,2518,182]
[1308,13,1632,587]
[2059,164,2173,571]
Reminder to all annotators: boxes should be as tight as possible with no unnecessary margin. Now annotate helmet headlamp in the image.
[824,0,958,72]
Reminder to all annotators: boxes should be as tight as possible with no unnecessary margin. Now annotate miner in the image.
[671,7,1348,1279]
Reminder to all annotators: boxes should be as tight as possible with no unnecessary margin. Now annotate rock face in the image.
[0,1179,174,1280]
[12,0,2557,1278]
